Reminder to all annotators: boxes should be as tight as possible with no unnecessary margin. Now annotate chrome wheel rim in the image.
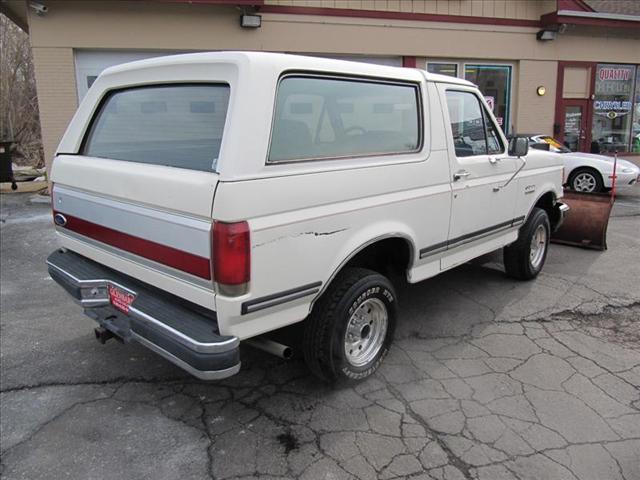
[344,298,388,367]
[573,172,597,192]
[530,224,547,270]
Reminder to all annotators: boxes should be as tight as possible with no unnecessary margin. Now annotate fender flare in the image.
[308,231,417,312]
[524,187,563,229]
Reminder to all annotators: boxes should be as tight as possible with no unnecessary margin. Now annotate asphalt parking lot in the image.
[1,185,639,480]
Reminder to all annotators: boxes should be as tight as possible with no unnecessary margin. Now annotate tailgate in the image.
[50,83,229,310]
[51,159,218,309]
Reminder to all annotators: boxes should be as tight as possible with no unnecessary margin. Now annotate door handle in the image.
[453,170,471,181]
[489,156,501,164]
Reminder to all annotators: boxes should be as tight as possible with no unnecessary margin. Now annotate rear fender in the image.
[310,223,417,310]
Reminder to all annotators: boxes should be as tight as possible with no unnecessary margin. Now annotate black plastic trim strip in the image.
[241,281,322,315]
[420,216,525,259]
[419,240,448,257]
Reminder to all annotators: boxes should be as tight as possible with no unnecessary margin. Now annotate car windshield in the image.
[539,136,572,153]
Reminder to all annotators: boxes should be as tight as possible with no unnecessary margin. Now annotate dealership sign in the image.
[594,100,632,112]
[594,100,632,119]
[598,67,632,81]
[595,65,634,96]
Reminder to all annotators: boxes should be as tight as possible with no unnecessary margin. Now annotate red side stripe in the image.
[55,211,212,280]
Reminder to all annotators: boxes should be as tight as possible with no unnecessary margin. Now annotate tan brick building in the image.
[2,0,639,170]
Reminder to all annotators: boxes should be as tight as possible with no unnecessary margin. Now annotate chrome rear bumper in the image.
[47,249,240,380]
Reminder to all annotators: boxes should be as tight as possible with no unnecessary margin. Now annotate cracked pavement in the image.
[1,187,639,480]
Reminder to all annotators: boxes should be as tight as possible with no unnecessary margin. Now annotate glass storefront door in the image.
[557,62,640,154]
[562,100,589,152]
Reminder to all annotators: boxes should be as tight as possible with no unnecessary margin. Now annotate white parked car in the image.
[523,135,640,193]
[47,52,567,382]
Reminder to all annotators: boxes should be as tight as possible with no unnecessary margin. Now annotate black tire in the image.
[303,267,396,382]
[504,208,550,280]
[568,167,604,193]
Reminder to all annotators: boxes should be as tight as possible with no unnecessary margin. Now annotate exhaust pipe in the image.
[246,338,293,360]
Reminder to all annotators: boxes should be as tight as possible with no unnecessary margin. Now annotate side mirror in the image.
[509,137,529,157]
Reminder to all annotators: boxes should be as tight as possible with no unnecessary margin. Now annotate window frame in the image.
[80,82,231,173]
[266,72,424,165]
[444,88,506,159]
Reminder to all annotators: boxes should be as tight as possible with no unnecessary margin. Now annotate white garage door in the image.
[74,50,183,101]
[75,51,403,102]
[311,54,403,67]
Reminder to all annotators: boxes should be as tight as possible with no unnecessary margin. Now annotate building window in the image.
[633,67,640,153]
[427,61,513,134]
[445,90,504,158]
[86,75,98,89]
[427,63,458,77]
[464,65,512,134]
[591,64,636,154]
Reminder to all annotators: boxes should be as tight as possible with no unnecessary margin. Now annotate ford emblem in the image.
[53,213,67,227]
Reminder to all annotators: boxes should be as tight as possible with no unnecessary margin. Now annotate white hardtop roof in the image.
[102,51,474,86]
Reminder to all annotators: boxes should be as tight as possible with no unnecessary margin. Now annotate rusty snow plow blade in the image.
[550,191,613,251]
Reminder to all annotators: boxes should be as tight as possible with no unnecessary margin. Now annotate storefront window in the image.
[464,65,512,134]
[591,64,636,153]
[427,63,458,77]
[632,67,640,153]
[426,61,513,135]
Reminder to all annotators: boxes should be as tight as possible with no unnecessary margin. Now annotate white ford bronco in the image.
[48,52,568,382]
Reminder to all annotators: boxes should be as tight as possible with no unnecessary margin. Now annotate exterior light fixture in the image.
[240,14,261,28]
[536,86,546,96]
[536,29,557,41]
[29,1,48,15]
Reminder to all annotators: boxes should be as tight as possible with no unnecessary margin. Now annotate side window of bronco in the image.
[268,75,421,162]
[445,90,504,157]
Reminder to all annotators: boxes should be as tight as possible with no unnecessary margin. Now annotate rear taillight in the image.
[211,221,250,296]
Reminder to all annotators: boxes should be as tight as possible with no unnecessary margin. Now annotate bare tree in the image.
[0,13,43,167]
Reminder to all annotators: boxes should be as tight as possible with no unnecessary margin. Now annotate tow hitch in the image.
[94,326,122,344]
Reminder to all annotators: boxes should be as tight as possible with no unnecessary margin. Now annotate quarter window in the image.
[445,90,503,157]
[268,76,420,162]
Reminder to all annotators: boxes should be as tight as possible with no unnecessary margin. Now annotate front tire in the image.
[569,167,604,193]
[303,268,396,382]
[504,208,550,280]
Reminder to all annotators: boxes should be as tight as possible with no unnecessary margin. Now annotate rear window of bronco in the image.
[83,84,230,172]
[268,75,421,162]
